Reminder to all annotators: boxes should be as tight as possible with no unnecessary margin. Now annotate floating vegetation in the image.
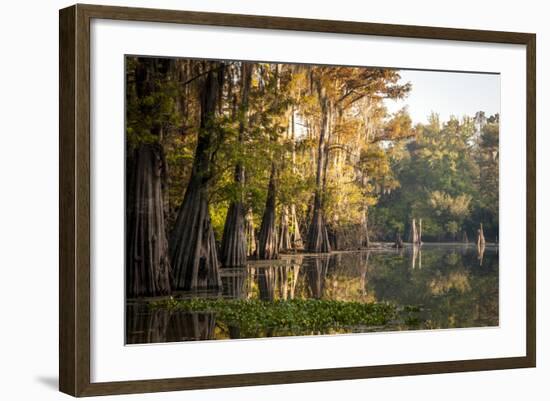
[151,298,398,334]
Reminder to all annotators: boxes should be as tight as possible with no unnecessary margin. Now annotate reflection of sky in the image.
[384,70,500,125]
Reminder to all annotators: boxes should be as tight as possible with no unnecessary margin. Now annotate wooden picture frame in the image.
[59,3,536,397]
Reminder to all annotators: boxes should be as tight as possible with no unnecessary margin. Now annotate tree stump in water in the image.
[394,232,404,248]
[409,218,418,244]
[476,223,486,266]
[417,218,423,245]
[476,223,486,247]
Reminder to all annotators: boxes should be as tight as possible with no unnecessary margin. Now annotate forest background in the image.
[125,58,499,296]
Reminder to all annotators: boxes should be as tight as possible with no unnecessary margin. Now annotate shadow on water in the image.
[126,243,499,344]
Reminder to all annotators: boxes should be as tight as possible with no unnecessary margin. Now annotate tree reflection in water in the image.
[305,257,330,299]
[126,303,216,344]
[127,244,499,343]
[411,244,421,269]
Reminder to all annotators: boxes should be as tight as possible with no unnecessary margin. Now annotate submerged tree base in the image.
[151,298,397,336]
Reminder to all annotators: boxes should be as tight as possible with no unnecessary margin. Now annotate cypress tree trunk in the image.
[258,164,279,259]
[245,208,257,257]
[477,223,486,246]
[289,204,303,250]
[394,231,404,248]
[220,200,247,266]
[170,65,224,290]
[170,178,221,290]
[258,65,281,260]
[126,57,172,298]
[288,110,304,251]
[279,205,291,251]
[307,191,331,253]
[477,223,486,266]
[220,63,252,266]
[362,208,371,249]
[307,90,331,253]
[409,218,418,244]
[127,144,172,297]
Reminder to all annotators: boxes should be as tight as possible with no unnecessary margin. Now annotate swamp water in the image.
[126,244,498,344]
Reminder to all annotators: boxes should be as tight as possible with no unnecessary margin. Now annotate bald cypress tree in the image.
[169,63,225,290]
[258,65,283,260]
[126,58,172,297]
[306,80,331,253]
[220,63,252,266]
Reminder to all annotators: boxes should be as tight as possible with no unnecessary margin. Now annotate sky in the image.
[384,69,500,125]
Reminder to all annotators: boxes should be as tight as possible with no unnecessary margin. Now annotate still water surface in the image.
[126,244,498,344]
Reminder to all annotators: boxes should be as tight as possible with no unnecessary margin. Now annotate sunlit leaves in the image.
[429,191,472,218]
[126,56,499,247]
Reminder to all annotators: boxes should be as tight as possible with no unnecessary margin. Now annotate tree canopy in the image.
[125,56,499,294]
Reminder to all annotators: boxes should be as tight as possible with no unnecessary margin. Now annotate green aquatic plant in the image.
[150,298,397,335]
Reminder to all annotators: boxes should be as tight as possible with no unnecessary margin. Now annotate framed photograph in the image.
[59,4,536,397]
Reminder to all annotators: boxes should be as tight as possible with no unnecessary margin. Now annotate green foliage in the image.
[126,56,499,246]
[428,191,472,219]
[372,115,499,241]
[126,57,183,150]
[473,121,499,235]
[151,298,397,334]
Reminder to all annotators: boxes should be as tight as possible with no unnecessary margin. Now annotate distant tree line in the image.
[371,112,499,243]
